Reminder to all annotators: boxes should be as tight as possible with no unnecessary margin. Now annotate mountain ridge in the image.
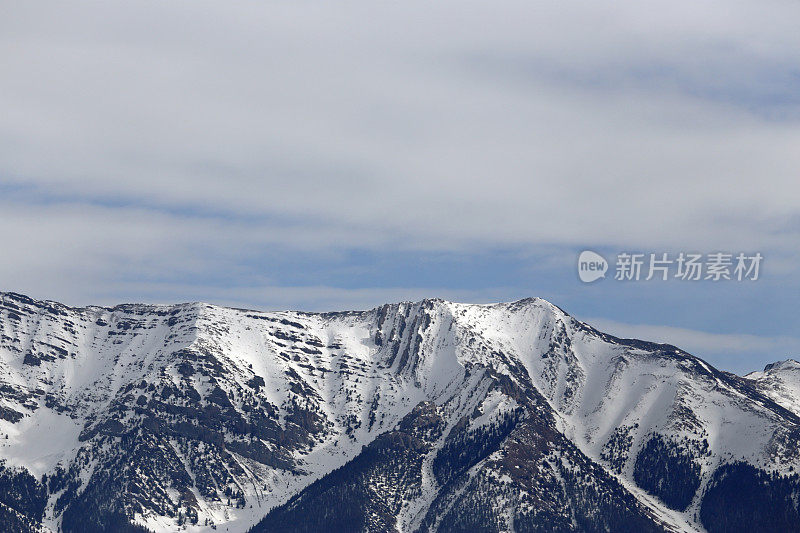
[6,290,793,378]
[1,290,799,532]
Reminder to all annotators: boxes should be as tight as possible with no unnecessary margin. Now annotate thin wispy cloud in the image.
[586,318,800,357]
[585,317,800,375]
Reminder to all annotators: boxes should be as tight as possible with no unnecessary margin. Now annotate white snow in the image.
[0,408,84,477]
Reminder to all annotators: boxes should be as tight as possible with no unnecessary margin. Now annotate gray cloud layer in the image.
[1,1,798,327]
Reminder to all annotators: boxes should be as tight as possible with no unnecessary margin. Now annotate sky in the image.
[1,0,799,374]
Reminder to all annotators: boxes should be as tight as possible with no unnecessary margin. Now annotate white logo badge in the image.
[578,250,608,283]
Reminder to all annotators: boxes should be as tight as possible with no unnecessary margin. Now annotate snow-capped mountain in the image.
[0,291,798,532]
[745,359,800,417]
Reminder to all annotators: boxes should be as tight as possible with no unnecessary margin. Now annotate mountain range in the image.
[0,291,798,532]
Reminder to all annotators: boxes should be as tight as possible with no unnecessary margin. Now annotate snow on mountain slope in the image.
[433,300,800,523]
[0,295,487,532]
[746,359,800,416]
[0,291,799,532]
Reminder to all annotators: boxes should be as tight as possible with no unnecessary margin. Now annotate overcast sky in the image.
[1,0,799,374]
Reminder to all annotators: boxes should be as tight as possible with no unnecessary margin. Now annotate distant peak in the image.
[763,359,800,373]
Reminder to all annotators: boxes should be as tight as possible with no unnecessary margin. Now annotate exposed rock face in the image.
[0,292,798,532]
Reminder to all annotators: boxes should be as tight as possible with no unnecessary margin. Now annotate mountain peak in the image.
[762,358,800,372]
